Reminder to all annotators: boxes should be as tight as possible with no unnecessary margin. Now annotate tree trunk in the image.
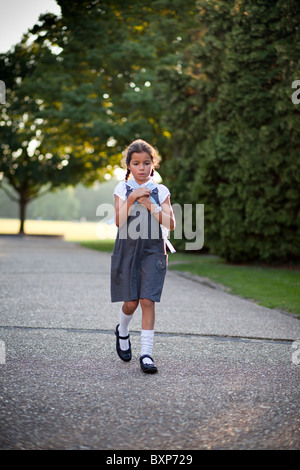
[19,198,27,235]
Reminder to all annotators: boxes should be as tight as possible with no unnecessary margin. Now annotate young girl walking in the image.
[110,139,175,374]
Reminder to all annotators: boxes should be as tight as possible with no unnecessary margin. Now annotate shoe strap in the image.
[140,354,153,361]
[116,325,130,340]
[118,333,130,340]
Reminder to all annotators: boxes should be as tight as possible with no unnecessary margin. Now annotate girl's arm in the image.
[153,196,176,231]
[137,195,176,231]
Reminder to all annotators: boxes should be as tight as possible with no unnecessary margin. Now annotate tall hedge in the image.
[158,0,300,263]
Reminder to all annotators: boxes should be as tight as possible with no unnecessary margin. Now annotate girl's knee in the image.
[123,300,139,314]
[140,298,154,309]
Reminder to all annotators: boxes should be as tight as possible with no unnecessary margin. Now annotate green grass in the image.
[80,239,115,252]
[167,253,300,316]
[79,241,300,316]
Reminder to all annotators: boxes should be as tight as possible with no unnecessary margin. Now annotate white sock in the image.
[141,329,154,365]
[119,308,133,350]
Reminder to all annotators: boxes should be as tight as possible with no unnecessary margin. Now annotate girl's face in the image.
[128,152,153,184]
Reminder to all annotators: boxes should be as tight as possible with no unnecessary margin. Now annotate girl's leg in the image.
[140,298,155,330]
[118,300,139,350]
[122,300,139,316]
[140,298,156,367]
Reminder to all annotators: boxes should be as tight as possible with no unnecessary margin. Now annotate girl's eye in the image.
[132,161,151,165]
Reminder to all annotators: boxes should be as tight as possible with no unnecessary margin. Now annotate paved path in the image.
[0,236,299,450]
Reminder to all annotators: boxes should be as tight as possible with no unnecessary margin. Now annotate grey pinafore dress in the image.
[110,184,168,303]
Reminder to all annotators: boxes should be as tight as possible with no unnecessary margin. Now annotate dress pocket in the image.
[155,252,168,273]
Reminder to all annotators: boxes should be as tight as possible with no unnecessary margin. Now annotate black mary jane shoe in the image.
[140,355,158,374]
[115,324,132,362]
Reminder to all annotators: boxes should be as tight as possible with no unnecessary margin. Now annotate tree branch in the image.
[0,183,19,203]
[28,184,53,202]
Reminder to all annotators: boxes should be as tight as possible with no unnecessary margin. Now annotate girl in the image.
[110,139,175,374]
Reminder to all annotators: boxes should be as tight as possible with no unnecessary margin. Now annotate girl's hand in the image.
[136,195,152,210]
[132,187,151,201]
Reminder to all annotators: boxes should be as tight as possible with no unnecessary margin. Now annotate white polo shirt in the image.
[113,178,170,205]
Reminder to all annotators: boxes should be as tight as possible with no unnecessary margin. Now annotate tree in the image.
[0,32,105,233]
[0,0,196,233]
[158,0,300,263]
[29,0,197,156]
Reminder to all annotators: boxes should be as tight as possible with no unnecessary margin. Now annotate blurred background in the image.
[1,0,300,264]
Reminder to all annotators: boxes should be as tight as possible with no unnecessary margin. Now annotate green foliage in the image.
[28,0,195,158]
[0,0,195,232]
[159,0,300,263]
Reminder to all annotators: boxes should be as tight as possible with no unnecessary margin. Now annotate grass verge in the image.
[80,239,115,252]
[167,252,300,316]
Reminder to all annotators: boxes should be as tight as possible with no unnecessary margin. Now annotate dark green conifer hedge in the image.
[159,0,300,263]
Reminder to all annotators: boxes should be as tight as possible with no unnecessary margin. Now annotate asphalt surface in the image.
[0,235,299,450]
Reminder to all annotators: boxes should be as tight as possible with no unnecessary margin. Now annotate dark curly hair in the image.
[124,139,160,181]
